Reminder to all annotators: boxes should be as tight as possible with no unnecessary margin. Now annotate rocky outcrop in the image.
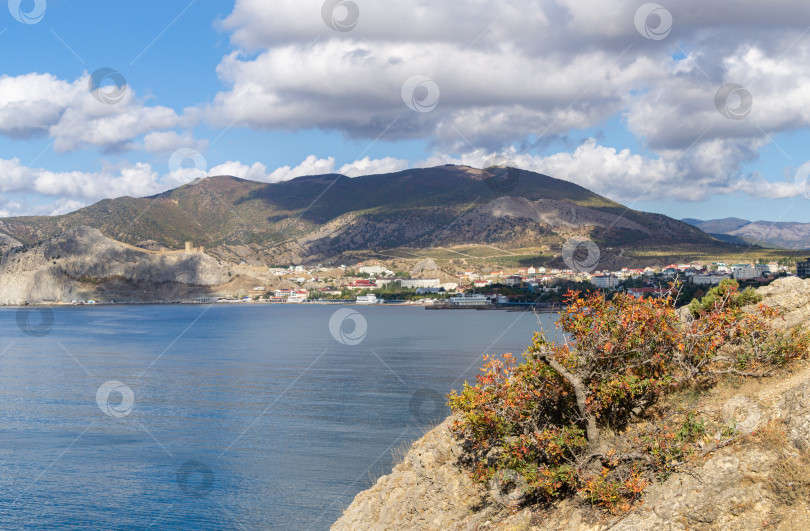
[0,230,22,252]
[333,278,810,530]
[469,197,649,234]
[0,226,238,304]
[332,418,486,531]
[411,258,439,276]
[757,276,810,329]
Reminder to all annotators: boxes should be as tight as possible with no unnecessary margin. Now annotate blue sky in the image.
[2,0,810,222]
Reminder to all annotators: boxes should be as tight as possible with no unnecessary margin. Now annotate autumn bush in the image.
[449,280,810,513]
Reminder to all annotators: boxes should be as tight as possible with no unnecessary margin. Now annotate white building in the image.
[691,274,731,286]
[416,287,443,294]
[400,278,441,289]
[731,264,758,280]
[503,275,523,287]
[449,293,491,307]
[754,264,771,277]
[590,274,619,289]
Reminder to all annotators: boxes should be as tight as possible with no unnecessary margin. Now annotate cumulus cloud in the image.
[0,197,90,218]
[6,0,810,214]
[0,158,163,201]
[211,1,810,144]
[0,72,197,153]
[205,39,654,147]
[339,156,409,177]
[207,154,408,182]
[205,0,810,203]
[415,141,802,203]
[209,155,335,182]
[142,131,208,154]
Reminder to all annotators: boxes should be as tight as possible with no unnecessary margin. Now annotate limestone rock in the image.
[332,418,486,531]
[411,258,439,276]
[0,226,232,304]
[757,277,810,329]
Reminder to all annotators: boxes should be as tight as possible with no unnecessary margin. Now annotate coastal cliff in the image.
[0,226,276,305]
[333,277,810,530]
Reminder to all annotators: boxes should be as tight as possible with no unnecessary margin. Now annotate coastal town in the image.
[191,257,810,307]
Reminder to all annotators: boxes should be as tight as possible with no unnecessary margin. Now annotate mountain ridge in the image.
[0,165,720,265]
[684,218,810,250]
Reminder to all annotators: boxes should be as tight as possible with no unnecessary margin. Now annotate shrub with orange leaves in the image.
[449,281,809,513]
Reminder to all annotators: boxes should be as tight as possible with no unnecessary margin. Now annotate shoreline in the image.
[2,300,561,311]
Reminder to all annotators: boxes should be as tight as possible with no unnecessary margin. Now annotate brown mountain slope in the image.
[0,165,720,264]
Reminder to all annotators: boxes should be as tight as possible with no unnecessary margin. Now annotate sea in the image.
[0,304,558,530]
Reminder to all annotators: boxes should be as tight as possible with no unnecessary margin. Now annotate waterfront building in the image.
[448,293,491,307]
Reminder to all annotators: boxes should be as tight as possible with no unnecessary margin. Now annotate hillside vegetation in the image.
[0,166,720,265]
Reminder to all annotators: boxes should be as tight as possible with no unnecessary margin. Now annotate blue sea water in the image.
[0,304,558,530]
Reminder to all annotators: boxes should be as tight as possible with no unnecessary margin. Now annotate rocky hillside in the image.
[0,166,720,265]
[0,226,280,305]
[333,277,810,530]
[684,218,810,250]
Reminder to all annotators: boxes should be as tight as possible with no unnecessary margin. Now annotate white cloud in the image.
[0,158,162,201]
[415,141,801,202]
[208,160,272,181]
[207,0,810,203]
[339,156,409,177]
[0,73,76,138]
[209,155,337,182]
[0,72,196,153]
[205,39,658,148]
[142,131,208,154]
[0,197,89,218]
[220,0,550,51]
[6,0,810,213]
[208,154,408,182]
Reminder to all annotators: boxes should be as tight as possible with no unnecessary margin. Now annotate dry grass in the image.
[768,451,810,506]
[755,420,789,450]
[391,439,415,467]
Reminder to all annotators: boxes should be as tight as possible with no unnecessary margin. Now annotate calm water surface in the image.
[0,304,558,530]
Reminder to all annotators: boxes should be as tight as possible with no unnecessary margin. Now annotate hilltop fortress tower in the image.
[184,241,205,253]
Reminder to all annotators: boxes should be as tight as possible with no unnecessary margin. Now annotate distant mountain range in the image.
[0,165,718,265]
[683,218,810,250]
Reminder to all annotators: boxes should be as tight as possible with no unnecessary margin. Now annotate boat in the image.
[356,294,381,304]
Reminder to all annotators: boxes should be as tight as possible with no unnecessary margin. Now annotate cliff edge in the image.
[333,277,810,530]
